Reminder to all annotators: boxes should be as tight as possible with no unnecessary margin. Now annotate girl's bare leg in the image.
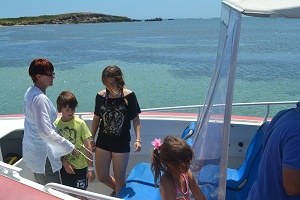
[112,152,130,195]
[95,148,116,191]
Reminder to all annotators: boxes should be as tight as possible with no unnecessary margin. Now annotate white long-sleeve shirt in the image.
[23,86,74,173]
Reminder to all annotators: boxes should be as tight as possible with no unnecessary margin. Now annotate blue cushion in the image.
[198,122,269,190]
[227,122,268,190]
[118,182,161,200]
[198,164,220,186]
[126,162,157,187]
[118,162,161,199]
[200,184,219,200]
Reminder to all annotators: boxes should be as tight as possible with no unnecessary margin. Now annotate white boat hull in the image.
[0,110,264,199]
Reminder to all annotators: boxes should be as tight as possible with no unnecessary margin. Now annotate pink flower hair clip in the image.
[151,138,162,150]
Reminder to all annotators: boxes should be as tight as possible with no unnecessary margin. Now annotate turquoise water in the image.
[0,18,300,116]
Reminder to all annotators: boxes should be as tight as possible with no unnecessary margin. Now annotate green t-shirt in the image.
[54,116,92,169]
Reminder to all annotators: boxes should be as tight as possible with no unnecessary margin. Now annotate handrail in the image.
[0,162,117,200]
[0,101,298,122]
[0,159,22,174]
[43,183,122,200]
[140,101,298,121]
[141,101,298,112]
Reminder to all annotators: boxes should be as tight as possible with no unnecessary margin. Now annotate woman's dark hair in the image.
[56,91,78,112]
[28,58,54,83]
[151,136,194,187]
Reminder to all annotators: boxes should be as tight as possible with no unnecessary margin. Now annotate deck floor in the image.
[0,175,62,200]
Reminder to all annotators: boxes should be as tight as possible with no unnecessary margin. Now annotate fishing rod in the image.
[58,130,94,162]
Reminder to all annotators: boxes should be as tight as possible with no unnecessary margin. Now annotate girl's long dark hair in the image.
[102,65,128,105]
[151,136,194,187]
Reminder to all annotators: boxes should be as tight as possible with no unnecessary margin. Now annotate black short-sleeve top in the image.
[94,92,141,142]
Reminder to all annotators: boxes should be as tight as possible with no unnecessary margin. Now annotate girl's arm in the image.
[132,115,141,152]
[90,115,100,152]
[159,175,176,200]
[83,138,95,182]
[187,169,206,200]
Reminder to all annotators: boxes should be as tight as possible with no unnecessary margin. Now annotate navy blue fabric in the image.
[248,103,300,200]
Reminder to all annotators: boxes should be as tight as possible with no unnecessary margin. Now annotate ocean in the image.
[0,18,300,117]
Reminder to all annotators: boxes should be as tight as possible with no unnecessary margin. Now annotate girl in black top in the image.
[90,65,141,196]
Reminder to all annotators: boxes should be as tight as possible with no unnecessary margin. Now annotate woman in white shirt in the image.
[23,58,76,185]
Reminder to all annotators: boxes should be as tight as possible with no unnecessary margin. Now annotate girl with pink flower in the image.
[151,136,206,200]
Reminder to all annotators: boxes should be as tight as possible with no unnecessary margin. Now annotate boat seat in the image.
[181,121,196,140]
[117,122,197,199]
[198,121,269,200]
[125,162,157,187]
[117,162,161,200]
[117,181,161,200]
[181,121,196,146]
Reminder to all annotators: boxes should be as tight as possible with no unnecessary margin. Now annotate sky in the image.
[0,0,222,20]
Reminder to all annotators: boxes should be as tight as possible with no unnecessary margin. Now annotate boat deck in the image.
[0,175,62,200]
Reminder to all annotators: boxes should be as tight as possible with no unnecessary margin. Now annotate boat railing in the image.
[228,101,298,122]
[0,101,297,123]
[0,160,118,200]
[0,159,22,178]
[43,183,121,200]
[140,101,298,123]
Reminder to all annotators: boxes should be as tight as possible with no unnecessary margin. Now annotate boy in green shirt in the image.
[55,91,95,199]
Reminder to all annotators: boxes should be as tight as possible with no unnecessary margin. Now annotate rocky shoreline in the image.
[0,12,142,26]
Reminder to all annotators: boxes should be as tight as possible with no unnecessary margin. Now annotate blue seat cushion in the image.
[198,164,220,186]
[126,162,157,187]
[117,181,161,200]
[198,122,269,191]
[118,162,161,199]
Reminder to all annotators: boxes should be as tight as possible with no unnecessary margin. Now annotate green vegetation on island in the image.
[0,12,140,26]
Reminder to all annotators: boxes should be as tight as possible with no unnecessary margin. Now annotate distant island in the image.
[145,17,162,22]
[0,13,171,26]
[0,12,140,26]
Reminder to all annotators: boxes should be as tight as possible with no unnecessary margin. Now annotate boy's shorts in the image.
[60,166,88,190]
